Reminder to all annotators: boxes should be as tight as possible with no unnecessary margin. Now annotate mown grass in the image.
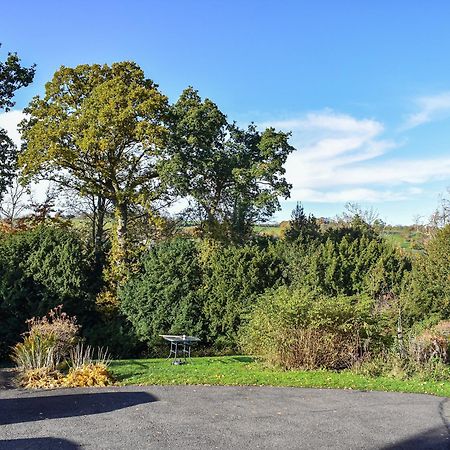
[110,356,450,397]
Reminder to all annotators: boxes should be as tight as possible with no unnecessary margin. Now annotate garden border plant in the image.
[11,306,114,389]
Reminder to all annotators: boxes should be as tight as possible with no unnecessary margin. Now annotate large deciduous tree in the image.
[19,62,169,275]
[168,87,294,242]
[0,44,35,201]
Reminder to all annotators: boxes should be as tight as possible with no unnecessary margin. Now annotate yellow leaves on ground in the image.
[18,363,113,389]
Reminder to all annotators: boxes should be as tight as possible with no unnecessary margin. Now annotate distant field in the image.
[254,223,426,252]
[382,227,425,252]
[253,225,284,237]
[68,217,426,251]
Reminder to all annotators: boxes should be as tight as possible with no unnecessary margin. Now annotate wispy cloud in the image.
[402,92,450,129]
[290,187,422,203]
[265,110,450,203]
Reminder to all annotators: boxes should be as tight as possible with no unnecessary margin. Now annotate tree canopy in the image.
[168,87,294,241]
[19,62,170,266]
[0,45,35,202]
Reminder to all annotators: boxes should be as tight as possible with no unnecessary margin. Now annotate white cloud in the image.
[290,187,423,203]
[265,110,383,136]
[402,92,450,129]
[0,110,25,146]
[265,110,450,204]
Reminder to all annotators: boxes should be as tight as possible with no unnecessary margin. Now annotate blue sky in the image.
[2,0,450,224]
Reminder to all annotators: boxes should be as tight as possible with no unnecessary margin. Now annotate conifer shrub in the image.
[119,237,205,350]
[0,225,95,359]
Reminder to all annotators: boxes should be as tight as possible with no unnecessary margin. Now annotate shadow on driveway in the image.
[0,391,157,426]
[0,437,80,449]
[381,426,450,449]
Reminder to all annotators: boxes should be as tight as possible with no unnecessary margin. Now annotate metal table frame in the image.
[159,335,200,365]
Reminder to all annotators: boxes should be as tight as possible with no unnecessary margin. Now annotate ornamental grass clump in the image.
[12,333,57,371]
[26,305,80,365]
[12,307,113,389]
[63,343,113,387]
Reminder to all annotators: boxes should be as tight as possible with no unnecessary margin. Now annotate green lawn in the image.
[110,356,450,397]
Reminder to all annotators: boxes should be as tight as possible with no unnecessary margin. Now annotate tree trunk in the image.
[115,202,129,266]
[93,195,106,269]
[95,197,106,251]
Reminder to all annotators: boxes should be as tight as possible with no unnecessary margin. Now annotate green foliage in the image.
[0,44,35,200]
[118,237,282,351]
[404,225,450,322]
[0,44,35,111]
[283,202,320,244]
[82,314,143,359]
[19,62,170,277]
[0,128,16,202]
[201,239,283,347]
[168,87,294,242]
[0,225,95,358]
[285,221,410,299]
[119,238,205,348]
[240,285,388,369]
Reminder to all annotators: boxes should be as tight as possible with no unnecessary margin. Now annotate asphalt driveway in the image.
[0,385,449,449]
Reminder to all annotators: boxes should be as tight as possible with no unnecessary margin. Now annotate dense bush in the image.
[2,213,449,384]
[404,225,450,323]
[200,238,283,348]
[0,225,95,358]
[119,237,283,350]
[119,238,205,349]
[355,321,450,381]
[284,220,410,299]
[240,285,389,370]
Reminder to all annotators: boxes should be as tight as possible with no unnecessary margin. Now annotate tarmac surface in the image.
[0,383,449,449]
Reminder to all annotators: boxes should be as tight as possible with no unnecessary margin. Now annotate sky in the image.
[2,0,450,224]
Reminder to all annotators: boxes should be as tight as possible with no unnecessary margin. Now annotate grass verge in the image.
[110,356,450,397]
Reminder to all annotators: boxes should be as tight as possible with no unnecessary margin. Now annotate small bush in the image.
[26,305,80,365]
[354,322,450,382]
[409,330,448,364]
[355,352,450,382]
[280,328,364,370]
[11,306,79,370]
[11,308,113,389]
